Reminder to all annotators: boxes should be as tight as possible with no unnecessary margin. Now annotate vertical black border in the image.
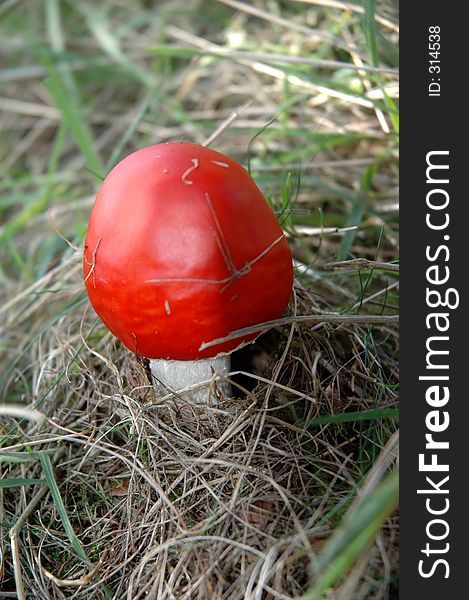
[401,4,467,597]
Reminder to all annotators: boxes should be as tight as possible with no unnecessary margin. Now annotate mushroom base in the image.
[150,355,231,403]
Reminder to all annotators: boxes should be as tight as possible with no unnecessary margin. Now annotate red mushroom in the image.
[83,142,293,400]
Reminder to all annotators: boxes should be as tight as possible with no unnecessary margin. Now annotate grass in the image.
[0,0,398,598]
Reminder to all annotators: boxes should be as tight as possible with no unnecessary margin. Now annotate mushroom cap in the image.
[83,142,293,360]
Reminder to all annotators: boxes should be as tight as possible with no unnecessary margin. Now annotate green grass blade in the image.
[45,0,64,51]
[0,450,47,463]
[0,478,46,488]
[299,407,398,428]
[78,3,151,88]
[43,0,103,178]
[301,469,398,599]
[39,452,92,566]
[338,164,376,260]
[44,66,103,179]
[106,87,160,171]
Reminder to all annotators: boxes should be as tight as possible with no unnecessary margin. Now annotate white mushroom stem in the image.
[150,355,231,403]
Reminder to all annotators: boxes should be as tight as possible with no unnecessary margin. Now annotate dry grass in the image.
[1,1,399,598]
